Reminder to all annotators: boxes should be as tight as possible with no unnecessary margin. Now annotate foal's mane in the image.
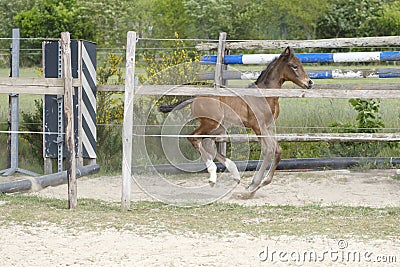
[254,55,281,86]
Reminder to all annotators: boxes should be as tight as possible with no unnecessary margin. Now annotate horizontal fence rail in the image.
[98,83,400,92]
[201,51,400,64]
[139,133,400,142]
[196,36,400,51]
[215,133,400,142]
[0,77,81,95]
[130,85,400,99]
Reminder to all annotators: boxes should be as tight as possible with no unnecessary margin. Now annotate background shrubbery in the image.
[1,0,400,45]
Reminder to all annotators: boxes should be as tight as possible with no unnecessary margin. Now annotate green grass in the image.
[277,98,400,131]
[0,94,41,121]
[0,67,40,78]
[0,67,42,121]
[0,194,399,239]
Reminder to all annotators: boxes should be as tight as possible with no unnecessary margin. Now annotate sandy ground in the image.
[1,224,399,267]
[26,169,400,208]
[2,169,400,266]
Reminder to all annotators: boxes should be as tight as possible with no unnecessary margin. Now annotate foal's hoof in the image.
[209,180,216,187]
[246,183,258,193]
[232,191,255,200]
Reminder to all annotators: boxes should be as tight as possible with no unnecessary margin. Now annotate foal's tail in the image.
[158,98,194,113]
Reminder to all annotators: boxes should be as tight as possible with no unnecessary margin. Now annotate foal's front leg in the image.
[247,135,276,193]
[259,142,282,188]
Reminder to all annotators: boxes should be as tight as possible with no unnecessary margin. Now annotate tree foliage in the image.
[0,0,33,37]
[2,0,400,42]
[317,0,391,38]
[14,0,93,39]
[378,0,400,35]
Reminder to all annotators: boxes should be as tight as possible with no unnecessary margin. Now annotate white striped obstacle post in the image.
[80,41,97,164]
[43,40,97,174]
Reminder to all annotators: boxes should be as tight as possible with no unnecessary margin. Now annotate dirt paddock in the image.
[2,169,400,266]
[29,169,400,207]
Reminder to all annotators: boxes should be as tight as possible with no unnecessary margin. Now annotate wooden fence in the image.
[2,32,399,209]
[0,32,78,209]
[119,32,400,209]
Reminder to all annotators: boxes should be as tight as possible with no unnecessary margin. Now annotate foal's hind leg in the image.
[188,118,220,186]
[211,126,240,183]
[215,153,240,183]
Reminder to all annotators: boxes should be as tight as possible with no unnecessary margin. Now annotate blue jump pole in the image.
[201,51,400,64]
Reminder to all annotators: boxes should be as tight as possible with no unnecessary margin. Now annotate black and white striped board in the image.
[43,40,96,160]
[80,41,97,159]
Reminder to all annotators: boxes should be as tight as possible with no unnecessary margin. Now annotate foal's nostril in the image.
[308,79,314,88]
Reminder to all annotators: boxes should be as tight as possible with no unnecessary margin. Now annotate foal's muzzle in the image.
[305,79,314,89]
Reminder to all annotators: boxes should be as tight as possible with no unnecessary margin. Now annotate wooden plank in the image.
[0,77,81,86]
[214,32,226,88]
[97,83,400,92]
[196,36,400,51]
[44,158,52,175]
[0,77,80,95]
[0,86,63,95]
[121,31,136,211]
[215,32,227,156]
[61,32,77,209]
[97,84,124,92]
[134,85,400,99]
[99,82,400,92]
[214,133,400,143]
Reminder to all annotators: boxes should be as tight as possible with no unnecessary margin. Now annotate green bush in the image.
[96,53,124,173]
[21,98,43,161]
[327,98,397,158]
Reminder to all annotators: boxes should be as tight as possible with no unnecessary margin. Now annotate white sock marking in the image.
[206,159,217,184]
[225,158,240,180]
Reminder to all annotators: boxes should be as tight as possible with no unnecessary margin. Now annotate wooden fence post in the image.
[215,32,227,156]
[61,32,77,209]
[121,31,136,211]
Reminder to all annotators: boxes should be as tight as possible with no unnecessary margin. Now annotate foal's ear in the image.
[283,46,294,59]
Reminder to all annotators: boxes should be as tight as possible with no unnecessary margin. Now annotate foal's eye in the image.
[291,64,298,70]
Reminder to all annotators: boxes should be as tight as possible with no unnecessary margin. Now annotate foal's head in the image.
[256,47,313,89]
